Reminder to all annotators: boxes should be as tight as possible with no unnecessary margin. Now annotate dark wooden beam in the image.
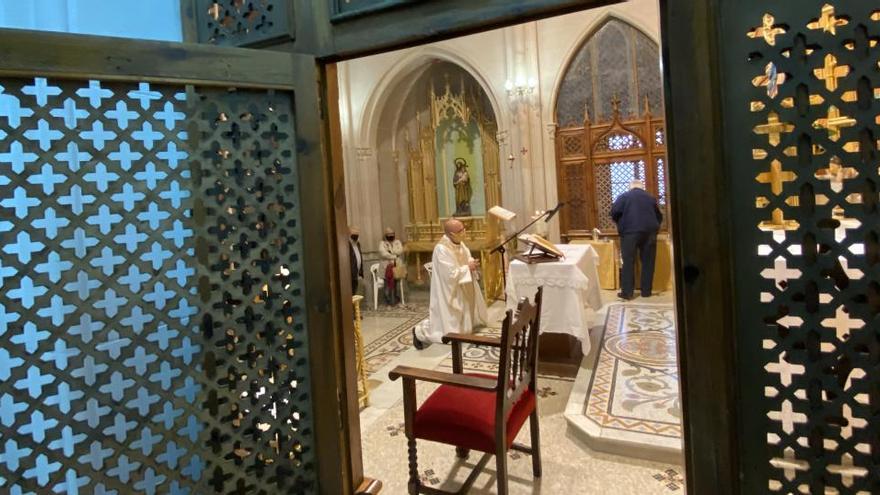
[179,0,199,43]
[0,28,297,89]
[292,55,356,495]
[660,0,740,493]
[296,0,623,61]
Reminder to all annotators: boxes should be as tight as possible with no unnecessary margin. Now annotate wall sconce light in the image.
[504,75,537,99]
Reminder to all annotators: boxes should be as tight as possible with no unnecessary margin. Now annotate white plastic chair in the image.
[400,278,407,306]
[372,262,407,308]
[424,262,433,280]
[370,263,384,311]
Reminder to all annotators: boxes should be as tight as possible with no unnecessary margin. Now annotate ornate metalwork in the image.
[195,0,293,46]
[727,2,880,492]
[0,77,314,493]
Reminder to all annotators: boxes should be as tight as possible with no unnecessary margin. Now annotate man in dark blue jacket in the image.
[610,180,663,300]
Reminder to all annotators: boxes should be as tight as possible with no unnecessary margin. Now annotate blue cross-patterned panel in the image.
[0,78,314,493]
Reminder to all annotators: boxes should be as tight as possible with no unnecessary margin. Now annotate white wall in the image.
[338,0,661,251]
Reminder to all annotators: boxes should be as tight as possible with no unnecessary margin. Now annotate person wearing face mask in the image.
[412,218,488,349]
[348,227,363,294]
[379,227,406,306]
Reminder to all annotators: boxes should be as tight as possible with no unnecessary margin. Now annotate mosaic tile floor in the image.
[358,290,687,493]
[361,370,686,494]
[565,302,683,463]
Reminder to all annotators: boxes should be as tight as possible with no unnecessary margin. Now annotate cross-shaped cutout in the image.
[756,159,796,195]
[830,204,860,242]
[821,305,863,342]
[814,156,858,193]
[813,54,850,92]
[807,4,849,35]
[813,105,856,142]
[760,256,801,289]
[839,403,868,440]
[768,399,808,435]
[827,453,868,487]
[754,112,793,146]
[836,256,863,281]
[748,13,786,46]
[752,62,786,98]
[764,351,805,387]
[208,2,223,20]
[769,448,807,483]
[759,207,799,232]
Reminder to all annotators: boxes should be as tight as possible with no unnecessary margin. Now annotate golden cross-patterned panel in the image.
[748,13,787,46]
[732,2,880,493]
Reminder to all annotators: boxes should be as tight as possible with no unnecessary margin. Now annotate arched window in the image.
[554,19,668,238]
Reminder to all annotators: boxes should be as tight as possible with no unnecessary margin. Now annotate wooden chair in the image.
[389,287,544,495]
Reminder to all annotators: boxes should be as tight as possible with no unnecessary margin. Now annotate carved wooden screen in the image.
[0,38,316,494]
[556,108,668,238]
[722,2,880,493]
[190,0,295,46]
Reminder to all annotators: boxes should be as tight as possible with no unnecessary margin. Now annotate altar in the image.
[505,243,602,356]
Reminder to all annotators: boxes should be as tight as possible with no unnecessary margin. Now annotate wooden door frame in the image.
[175,0,740,493]
[658,1,740,493]
[0,28,355,495]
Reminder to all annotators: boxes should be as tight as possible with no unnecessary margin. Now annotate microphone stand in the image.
[490,209,556,302]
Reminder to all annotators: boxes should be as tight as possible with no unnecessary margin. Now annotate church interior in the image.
[341,1,685,492]
[2,0,876,494]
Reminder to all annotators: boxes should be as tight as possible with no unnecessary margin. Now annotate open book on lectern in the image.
[516,234,564,263]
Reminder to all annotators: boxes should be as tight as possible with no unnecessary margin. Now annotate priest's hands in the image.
[468,260,479,271]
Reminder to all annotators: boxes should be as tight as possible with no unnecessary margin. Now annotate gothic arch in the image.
[549,13,662,127]
[360,46,505,150]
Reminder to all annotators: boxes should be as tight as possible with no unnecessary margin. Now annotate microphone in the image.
[544,202,565,222]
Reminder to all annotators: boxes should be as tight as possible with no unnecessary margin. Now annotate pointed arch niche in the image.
[372,59,504,298]
[553,18,669,239]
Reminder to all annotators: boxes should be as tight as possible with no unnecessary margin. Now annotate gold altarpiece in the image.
[400,79,503,299]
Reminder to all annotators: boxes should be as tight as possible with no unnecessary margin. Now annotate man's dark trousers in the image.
[620,231,657,297]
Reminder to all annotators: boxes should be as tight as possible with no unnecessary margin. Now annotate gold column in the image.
[352,295,369,408]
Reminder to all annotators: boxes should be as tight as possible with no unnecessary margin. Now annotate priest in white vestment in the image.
[413,219,488,348]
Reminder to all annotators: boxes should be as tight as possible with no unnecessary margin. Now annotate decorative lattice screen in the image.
[195,0,293,46]
[0,77,313,494]
[594,159,646,231]
[725,2,880,493]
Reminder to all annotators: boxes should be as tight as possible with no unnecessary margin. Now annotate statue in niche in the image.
[452,157,472,216]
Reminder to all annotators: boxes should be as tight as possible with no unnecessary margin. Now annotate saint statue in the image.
[452,157,472,216]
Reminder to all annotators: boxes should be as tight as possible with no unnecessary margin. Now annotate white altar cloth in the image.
[505,244,602,353]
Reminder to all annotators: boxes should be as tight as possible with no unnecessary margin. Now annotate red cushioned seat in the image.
[413,373,536,454]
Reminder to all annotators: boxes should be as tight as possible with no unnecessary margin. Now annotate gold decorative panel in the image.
[726,2,880,493]
[400,76,502,299]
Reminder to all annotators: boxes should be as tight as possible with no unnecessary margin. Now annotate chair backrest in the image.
[495,287,543,423]
[370,262,381,280]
